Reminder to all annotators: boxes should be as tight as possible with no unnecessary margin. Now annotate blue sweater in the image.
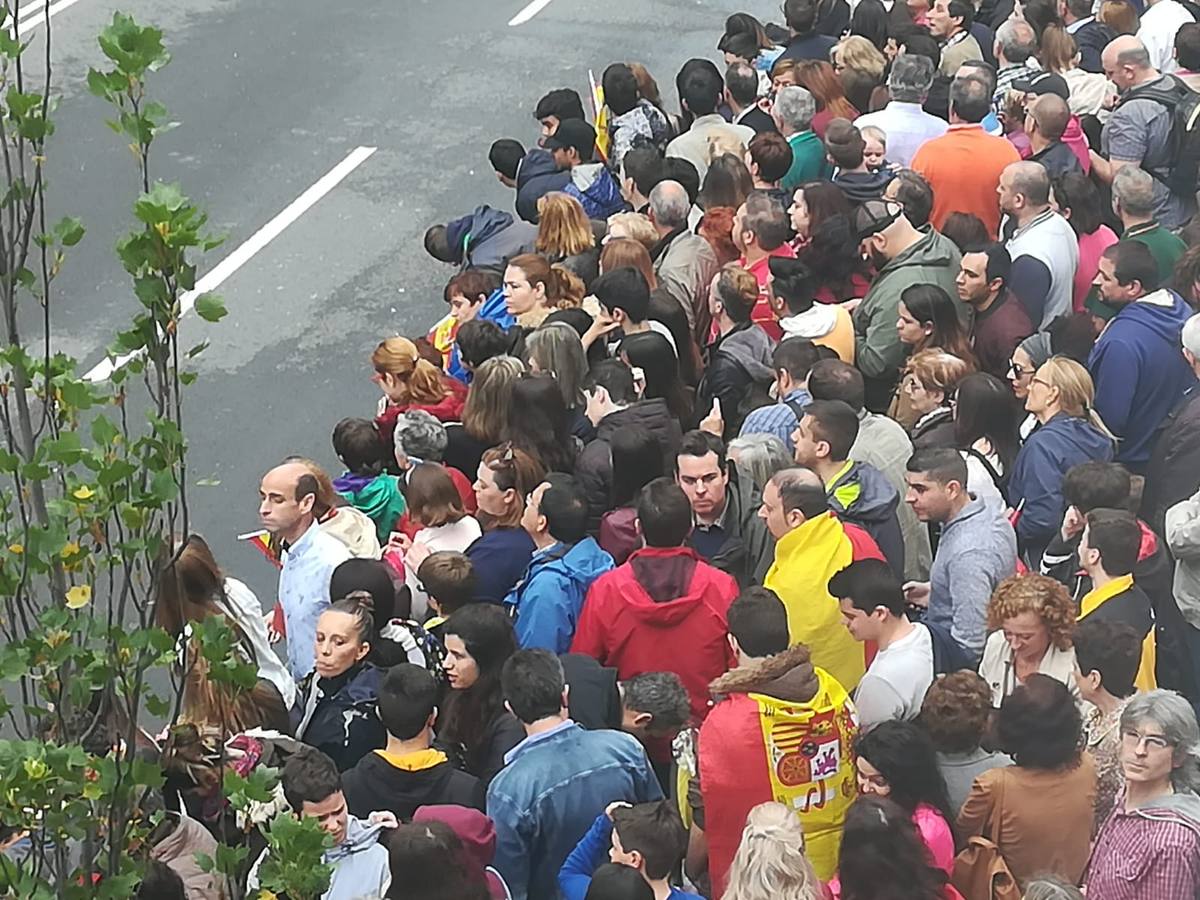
[558,813,704,900]
[1088,289,1197,471]
[466,527,536,605]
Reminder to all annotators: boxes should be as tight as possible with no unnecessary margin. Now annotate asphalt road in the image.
[24,0,742,603]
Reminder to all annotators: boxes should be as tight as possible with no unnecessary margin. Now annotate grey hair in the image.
[1112,165,1155,219]
[1182,313,1200,357]
[649,180,691,228]
[773,86,816,133]
[996,19,1036,63]
[393,409,448,462]
[619,671,691,731]
[887,54,934,103]
[524,321,587,409]
[728,434,792,491]
[1022,876,1084,900]
[1120,689,1200,792]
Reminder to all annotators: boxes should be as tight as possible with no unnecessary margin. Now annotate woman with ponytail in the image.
[1008,356,1115,567]
[503,253,580,328]
[372,336,468,456]
[293,592,387,771]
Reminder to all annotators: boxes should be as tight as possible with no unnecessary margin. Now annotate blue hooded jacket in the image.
[1088,289,1198,470]
[516,148,571,223]
[1010,412,1114,563]
[505,537,615,653]
[444,205,537,272]
[563,164,627,220]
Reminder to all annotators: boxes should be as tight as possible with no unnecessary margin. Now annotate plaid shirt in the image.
[1085,797,1200,899]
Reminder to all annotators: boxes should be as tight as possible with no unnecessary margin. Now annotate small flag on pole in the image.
[589,69,610,163]
[238,529,282,569]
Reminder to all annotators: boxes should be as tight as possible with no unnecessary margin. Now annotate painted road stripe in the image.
[16,0,85,35]
[84,145,378,382]
[508,0,554,26]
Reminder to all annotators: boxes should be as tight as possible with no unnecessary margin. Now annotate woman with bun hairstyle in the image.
[503,253,578,328]
[372,336,467,460]
[293,593,387,771]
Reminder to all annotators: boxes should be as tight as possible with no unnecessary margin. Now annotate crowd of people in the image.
[122,0,1200,897]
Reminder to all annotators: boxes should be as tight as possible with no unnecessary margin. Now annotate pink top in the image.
[1074,225,1119,312]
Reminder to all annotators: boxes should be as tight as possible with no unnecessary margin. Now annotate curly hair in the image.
[920,671,993,754]
[995,673,1082,770]
[985,574,1075,651]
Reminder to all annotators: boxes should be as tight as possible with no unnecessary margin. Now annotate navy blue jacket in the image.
[1088,290,1197,471]
[515,149,570,224]
[466,527,536,604]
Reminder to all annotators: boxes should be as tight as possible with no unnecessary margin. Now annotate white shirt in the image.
[1138,0,1197,73]
[222,577,296,707]
[405,516,483,619]
[855,623,934,730]
[666,113,756,182]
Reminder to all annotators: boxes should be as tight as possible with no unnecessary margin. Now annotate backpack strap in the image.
[965,446,1006,493]
[1118,75,1193,183]
[784,395,808,420]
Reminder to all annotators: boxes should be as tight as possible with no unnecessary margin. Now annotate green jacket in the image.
[336,474,407,543]
[781,131,830,191]
[853,227,961,410]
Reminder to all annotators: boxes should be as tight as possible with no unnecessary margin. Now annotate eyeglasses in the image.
[1121,728,1175,751]
[1029,377,1051,388]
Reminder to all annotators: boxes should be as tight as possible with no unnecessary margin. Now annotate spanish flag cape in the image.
[699,655,858,893]
[764,511,870,692]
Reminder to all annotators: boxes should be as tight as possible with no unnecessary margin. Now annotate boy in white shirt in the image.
[830,558,934,730]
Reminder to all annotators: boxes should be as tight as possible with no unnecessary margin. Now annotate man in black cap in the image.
[545,119,627,219]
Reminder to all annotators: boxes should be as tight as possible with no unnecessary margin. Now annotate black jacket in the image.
[1072,20,1116,74]
[561,653,622,730]
[1142,387,1200,536]
[737,106,778,135]
[293,663,386,773]
[576,399,683,533]
[342,750,482,821]
[515,149,570,224]
[695,322,776,441]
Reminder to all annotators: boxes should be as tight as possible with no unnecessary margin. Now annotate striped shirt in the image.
[1085,796,1200,899]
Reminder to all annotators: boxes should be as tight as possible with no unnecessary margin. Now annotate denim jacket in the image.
[486,721,662,900]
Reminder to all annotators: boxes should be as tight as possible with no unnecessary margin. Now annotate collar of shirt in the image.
[1081,573,1136,617]
[946,122,984,133]
[1124,221,1159,239]
[943,29,969,48]
[1011,206,1056,239]
[694,495,730,531]
[1066,15,1093,32]
[504,718,576,765]
[690,114,728,130]
[282,520,321,559]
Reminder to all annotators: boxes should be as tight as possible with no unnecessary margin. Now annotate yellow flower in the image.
[61,541,80,559]
[72,485,95,501]
[65,585,91,609]
[7,544,22,554]
[257,891,279,900]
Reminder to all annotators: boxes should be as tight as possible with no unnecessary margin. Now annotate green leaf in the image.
[52,216,85,247]
[192,293,226,323]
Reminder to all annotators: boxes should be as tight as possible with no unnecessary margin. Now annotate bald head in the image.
[1028,93,1071,142]
[1103,35,1154,89]
[1001,161,1052,211]
[771,467,829,516]
[259,461,321,541]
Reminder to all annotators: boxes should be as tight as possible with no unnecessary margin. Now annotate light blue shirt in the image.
[738,388,812,452]
[278,521,350,680]
[855,101,948,167]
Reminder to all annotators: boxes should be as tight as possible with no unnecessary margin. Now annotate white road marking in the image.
[84,145,378,382]
[508,0,554,26]
[15,0,85,35]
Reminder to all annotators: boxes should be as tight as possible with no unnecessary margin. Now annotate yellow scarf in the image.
[1079,574,1157,691]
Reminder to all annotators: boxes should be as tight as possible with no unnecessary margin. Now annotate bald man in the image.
[259,461,350,680]
[1026,94,1083,178]
[999,161,1079,328]
[1092,34,1197,229]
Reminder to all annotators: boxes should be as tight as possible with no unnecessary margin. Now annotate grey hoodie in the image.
[247,813,391,900]
[1166,487,1200,631]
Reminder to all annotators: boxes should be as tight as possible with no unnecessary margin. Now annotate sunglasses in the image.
[1007,361,1030,378]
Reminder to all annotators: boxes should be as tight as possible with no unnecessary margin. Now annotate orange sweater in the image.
[911,124,1020,239]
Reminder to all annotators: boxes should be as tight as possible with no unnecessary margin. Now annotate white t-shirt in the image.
[855,623,935,730]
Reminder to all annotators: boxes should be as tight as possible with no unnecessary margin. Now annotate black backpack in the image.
[1120,74,1200,198]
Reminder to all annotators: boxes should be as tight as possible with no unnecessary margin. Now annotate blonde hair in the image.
[463,356,524,444]
[1035,356,1115,439]
[724,803,821,900]
[535,192,595,258]
[605,212,659,250]
[1039,25,1079,73]
[986,573,1076,650]
[903,349,971,396]
[1098,0,1139,34]
[835,35,886,81]
[600,237,658,287]
[708,131,748,165]
[371,336,449,406]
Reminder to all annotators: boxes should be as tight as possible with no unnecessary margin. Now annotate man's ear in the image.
[728,633,742,658]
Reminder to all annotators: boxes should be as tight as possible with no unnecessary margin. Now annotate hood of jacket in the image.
[708,643,819,703]
[1109,289,1194,345]
[335,473,405,524]
[620,546,722,624]
[1133,790,1200,837]
[830,461,899,525]
[413,804,497,869]
[532,536,614,589]
[517,148,564,189]
[878,226,958,280]
[444,206,516,264]
[349,751,465,815]
[834,169,894,205]
[596,397,677,444]
[715,321,775,384]
[327,812,388,863]
[1034,412,1114,461]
